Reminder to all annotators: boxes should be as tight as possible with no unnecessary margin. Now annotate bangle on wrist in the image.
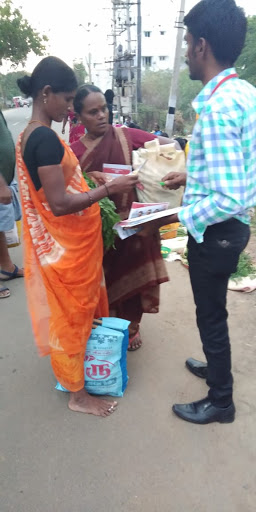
[86,190,94,207]
[104,183,110,196]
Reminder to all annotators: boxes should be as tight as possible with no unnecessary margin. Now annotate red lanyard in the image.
[210,73,238,97]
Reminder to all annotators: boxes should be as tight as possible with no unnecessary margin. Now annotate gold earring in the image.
[43,94,47,104]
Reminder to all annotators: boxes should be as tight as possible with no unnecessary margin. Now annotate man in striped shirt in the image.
[163,0,256,424]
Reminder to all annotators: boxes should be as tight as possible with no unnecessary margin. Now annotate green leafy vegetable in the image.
[182,249,256,281]
[83,174,120,250]
[230,252,256,281]
[177,226,187,237]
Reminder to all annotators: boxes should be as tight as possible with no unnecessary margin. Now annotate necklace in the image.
[28,120,51,128]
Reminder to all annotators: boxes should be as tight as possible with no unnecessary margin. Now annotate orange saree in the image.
[16,135,108,392]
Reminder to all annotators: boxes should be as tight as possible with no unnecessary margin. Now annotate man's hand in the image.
[161,172,187,190]
[137,214,179,237]
[0,175,12,204]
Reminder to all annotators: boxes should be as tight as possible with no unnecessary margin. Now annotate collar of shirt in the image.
[192,67,237,115]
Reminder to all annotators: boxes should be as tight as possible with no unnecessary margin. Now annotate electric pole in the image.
[112,0,117,90]
[111,0,135,120]
[165,0,185,136]
[137,0,142,104]
[112,0,121,121]
[79,23,94,84]
[125,0,133,116]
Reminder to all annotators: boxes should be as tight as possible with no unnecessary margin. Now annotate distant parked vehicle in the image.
[12,96,23,107]
[12,96,31,107]
[22,98,31,107]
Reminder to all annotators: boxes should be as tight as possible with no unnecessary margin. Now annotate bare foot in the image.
[128,330,142,351]
[68,388,118,417]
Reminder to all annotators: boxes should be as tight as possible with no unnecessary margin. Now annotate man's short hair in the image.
[184,0,247,65]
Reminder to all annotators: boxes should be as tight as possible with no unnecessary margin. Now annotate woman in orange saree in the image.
[16,57,138,416]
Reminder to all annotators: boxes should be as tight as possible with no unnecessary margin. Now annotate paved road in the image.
[1,108,256,511]
[3,106,69,144]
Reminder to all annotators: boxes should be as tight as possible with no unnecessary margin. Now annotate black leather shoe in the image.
[186,358,208,379]
[172,397,235,424]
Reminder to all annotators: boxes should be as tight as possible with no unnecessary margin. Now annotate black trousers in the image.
[188,219,250,407]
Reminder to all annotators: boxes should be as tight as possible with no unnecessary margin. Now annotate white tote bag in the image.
[132,138,185,207]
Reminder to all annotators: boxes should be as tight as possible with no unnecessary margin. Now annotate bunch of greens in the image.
[181,249,256,281]
[176,225,187,237]
[230,252,256,281]
[83,174,120,250]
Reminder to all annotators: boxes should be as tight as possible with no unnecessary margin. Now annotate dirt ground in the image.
[1,236,256,512]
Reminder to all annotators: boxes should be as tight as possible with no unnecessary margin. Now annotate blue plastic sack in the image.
[56,318,130,397]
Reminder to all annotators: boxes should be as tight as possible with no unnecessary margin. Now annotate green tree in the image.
[0,0,47,66]
[177,69,202,125]
[173,110,186,135]
[73,60,87,86]
[140,67,200,132]
[0,70,30,101]
[141,69,172,110]
[236,16,256,86]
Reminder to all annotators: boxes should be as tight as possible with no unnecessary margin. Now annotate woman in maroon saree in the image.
[71,85,171,350]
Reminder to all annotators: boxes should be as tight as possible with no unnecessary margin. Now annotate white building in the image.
[82,1,178,92]
[141,17,174,71]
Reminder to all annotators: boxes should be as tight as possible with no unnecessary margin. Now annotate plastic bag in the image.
[132,138,185,206]
[5,220,21,248]
[56,317,130,397]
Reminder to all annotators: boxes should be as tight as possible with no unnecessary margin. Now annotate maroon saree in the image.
[71,126,169,324]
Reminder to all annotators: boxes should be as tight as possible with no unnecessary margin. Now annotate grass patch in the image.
[231,251,256,280]
[250,208,256,236]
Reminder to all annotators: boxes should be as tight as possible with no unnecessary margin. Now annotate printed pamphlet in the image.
[103,163,132,181]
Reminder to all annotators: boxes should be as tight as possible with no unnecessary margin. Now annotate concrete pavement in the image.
[1,108,256,511]
[2,253,256,511]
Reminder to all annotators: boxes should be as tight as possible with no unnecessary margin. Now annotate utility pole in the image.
[165,0,185,136]
[112,0,122,121]
[136,0,142,104]
[111,0,135,120]
[79,23,94,84]
[125,0,133,116]
[112,0,117,90]
[88,46,92,84]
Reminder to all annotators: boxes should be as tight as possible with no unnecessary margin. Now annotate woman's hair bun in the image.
[17,75,32,97]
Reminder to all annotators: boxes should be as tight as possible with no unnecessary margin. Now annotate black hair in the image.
[184,0,247,65]
[17,56,78,99]
[161,132,169,138]
[104,89,114,103]
[129,122,141,129]
[174,137,188,150]
[74,84,103,114]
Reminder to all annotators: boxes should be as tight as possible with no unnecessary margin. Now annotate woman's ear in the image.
[42,85,52,100]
